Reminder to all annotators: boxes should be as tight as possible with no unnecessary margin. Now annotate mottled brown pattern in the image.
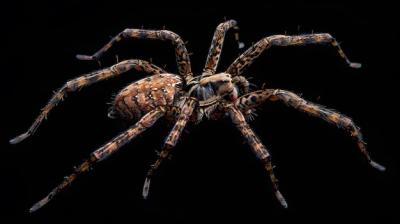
[232,75,250,94]
[10,60,165,145]
[92,109,164,161]
[227,105,287,208]
[112,73,182,120]
[76,29,193,85]
[11,20,383,213]
[235,89,384,171]
[29,109,164,213]
[143,98,197,198]
[226,33,361,76]
[203,20,238,76]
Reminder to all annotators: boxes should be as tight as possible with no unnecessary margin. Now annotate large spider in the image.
[10,20,385,213]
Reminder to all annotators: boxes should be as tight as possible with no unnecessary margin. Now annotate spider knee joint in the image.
[121,29,131,37]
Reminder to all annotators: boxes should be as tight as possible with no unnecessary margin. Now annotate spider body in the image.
[10,20,385,213]
[109,73,184,121]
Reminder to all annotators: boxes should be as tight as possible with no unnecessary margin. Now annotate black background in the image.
[1,1,399,223]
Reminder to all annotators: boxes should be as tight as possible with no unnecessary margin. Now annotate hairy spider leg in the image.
[28,109,165,213]
[76,29,193,84]
[142,98,197,199]
[232,75,250,94]
[10,60,165,144]
[203,20,242,76]
[227,106,288,208]
[226,33,361,76]
[235,89,385,171]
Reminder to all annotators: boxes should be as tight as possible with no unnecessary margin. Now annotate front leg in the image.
[203,20,241,76]
[76,29,193,84]
[226,105,288,208]
[226,33,361,76]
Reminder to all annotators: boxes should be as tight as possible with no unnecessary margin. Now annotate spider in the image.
[10,19,385,213]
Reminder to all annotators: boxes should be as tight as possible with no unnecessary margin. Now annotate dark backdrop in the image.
[1,1,398,223]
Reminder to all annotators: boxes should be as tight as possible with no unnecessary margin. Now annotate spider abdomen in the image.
[110,73,183,120]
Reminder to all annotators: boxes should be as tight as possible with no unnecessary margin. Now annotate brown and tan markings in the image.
[227,105,287,208]
[9,59,165,145]
[203,20,240,76]
[226,33,361,77]
[143,98,197,198]
[29,109,164,213]
[76,29,193,85]
[10,19,384,213]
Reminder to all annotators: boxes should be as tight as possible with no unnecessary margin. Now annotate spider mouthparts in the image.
[76,54,94,61]
[370,160,386,172]
[350,62,362,69]
[9,133,29,144]
[142,177,151,199]
[275,190,288,209]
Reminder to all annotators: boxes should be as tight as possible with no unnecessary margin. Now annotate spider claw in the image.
[9,132,29,144]
[142,177,151,199]
[29,195,51,213]
[370,160,386,172]
[350,62,362,69]
[76,54,95,61]
[275,190,288,208]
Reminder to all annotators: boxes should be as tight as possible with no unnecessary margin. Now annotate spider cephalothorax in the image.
[10,19,385,213]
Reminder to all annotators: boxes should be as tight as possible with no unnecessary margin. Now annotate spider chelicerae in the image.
[10,19,385,213]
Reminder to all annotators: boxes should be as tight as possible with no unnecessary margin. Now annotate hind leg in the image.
[29,109,164,213]
[142,98,197,198]
[235,89,385,171]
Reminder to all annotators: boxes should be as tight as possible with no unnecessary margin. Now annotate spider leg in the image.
[232,75,250,94]
[235,89,385,171]
[28,109,164,213]
[226,105,288,208]
[202,20,241,76]
[10,59,165,144]
[76,29,193,84]
[142,98,197,199]
[226,33,361,76]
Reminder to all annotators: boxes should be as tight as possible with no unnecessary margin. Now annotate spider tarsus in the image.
[275,190,288,209]
[29,203,40,213]
[9,133,29,144]
[142,177,151,199]
[349,62,362,69]
[76,54,95,61]
[370,160,386,172]
[29,196,49,213]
